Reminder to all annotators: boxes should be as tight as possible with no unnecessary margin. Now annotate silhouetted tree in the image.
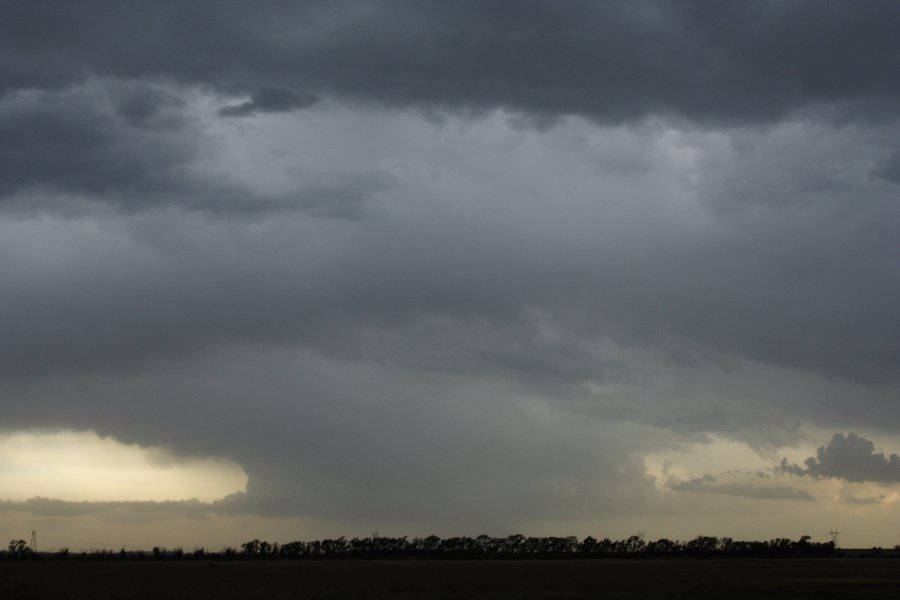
[7,539,32,560]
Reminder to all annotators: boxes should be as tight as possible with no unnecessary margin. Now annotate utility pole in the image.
[29,529,37,552]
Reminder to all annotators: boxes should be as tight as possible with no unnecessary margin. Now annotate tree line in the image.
[4,533,869,561]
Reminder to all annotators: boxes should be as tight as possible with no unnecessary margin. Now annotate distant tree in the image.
[622,535,646,553]
[7,539,32,560]
[593,537,614,554]
[241,539,261,557]
[646,538,680,556]
[686,536,719,555]
[422,535,441,553]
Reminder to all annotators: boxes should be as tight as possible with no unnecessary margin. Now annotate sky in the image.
[1,0,898,551]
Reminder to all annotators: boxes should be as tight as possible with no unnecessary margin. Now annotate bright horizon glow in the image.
[0,430,247,502]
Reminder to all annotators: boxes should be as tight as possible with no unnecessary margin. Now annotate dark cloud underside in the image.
[1,1,898,125]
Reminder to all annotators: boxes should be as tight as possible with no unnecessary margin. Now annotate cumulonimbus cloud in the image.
[0,1,898,533]
[778,433,900,483]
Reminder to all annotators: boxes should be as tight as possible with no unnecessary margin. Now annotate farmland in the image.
[2,558,900,599]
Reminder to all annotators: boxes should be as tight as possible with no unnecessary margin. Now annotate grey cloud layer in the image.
[1,111,893,388]
[1,1,898,125]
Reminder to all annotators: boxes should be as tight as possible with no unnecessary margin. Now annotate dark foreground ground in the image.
[2,559,899,599]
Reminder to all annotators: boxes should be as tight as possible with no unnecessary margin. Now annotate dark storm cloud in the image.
[1,1,898,530]
[0,83,387,216]
[0,113,894,395]
[218,88,318,118]
[778,433,900,484]
[1,1,897,125]
[0,85,195,202]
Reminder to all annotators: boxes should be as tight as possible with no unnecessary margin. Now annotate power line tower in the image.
[829,529,840,548]
[29,529,37,552]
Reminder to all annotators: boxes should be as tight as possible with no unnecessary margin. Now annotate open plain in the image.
[2,558,899,599]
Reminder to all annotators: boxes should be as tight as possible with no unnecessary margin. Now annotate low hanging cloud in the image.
[778,433,900,483]
[218,88,318,118]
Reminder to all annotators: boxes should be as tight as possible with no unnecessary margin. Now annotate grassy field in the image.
[2,558,899,599]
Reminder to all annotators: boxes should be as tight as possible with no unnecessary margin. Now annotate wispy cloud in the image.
[669,475,813,501]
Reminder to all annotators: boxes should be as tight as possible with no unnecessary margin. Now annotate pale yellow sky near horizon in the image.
[1,428,898,550]
[0,430,247,502]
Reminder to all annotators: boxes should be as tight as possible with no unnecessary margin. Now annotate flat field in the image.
[2,558,899,599]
